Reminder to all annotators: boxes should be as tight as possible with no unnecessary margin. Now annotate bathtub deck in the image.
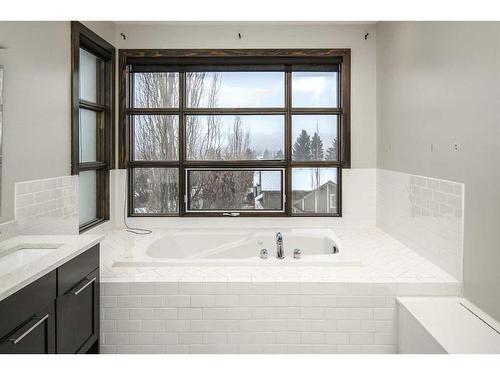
[99,226,459,285]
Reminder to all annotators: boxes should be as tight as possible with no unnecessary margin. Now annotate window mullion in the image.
[178,71,186,216]
[285,69,292,216]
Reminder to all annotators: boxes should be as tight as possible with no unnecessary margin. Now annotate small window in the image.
[71,22,115,231]
[186,169,285,212]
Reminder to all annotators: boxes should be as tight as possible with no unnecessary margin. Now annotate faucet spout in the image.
[276,232,284,259]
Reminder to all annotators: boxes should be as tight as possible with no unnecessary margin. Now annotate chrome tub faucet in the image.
[276,232,284,259]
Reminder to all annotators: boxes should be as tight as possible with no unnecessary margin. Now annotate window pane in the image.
[187,169,283,211]
[79,109,97,163]
[79,170,97,225]
[79,48,102,103]
[186,72,284,108]
[292,72,338,107]
[292,115,338,161]
[292,168,338,214]
[133,115,179,161]
[132,72,179,108]
[132,168,178,214]
[186,115,284,161]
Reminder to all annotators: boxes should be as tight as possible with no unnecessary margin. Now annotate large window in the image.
[120,49,350,217]
[71,22,115,231]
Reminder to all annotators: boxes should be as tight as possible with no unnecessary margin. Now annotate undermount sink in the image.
[0,244,63,275]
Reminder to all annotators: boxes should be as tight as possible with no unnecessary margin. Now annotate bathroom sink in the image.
[0,244,63,275]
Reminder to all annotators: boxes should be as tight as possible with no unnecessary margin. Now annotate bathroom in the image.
[0,1,500,372]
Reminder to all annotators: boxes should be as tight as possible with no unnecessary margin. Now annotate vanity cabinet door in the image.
[0,271,56,354]
[0,303,55,354]
[56,268,99,354]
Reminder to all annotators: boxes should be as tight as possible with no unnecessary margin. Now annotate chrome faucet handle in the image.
[260,249,268,259]
[276,232,282,241]
[293,249,302,259]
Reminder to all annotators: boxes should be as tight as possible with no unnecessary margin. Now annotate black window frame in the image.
[71,21,116,232]
[119,49,350,218]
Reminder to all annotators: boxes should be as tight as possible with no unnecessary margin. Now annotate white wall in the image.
[0,21,116,223]
[115,22,377,169]
[0,22,71,222]
[376,22,500,321]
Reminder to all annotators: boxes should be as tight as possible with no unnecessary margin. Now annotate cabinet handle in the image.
[4,314,49,345]
[68,276,97,296]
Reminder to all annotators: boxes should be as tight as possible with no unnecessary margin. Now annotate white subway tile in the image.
[178,308,202,320]
[252,332,276,344]
[191,295,216,307]
[300,307,324,319]
[141,320,166,332]
[349,308,373,320]
[349,333,374,345]
[179,333,203,344]
[312,295,337,307]
[154,333,179,345]
[129,283,155,295]
[311,320,337,332]
[165,320,190,332]
[276,332,301,344]
[105,333,129,345]
[129,333,155,345]
[154,283,179,295]
[301,332,325,344]
[104,308,129,320]
[117,296,141,308]
[101,320,116,333]
[130,308,154,320]
[226,308,252,320]
[153,308,178,320]
[164,295,190,307]
[101,296,117,308]
[191,320,217,332]
[116,320,141,332]
[337,320,361,332]
[215,295,239,307]
[324,332,349,344]
[203,333,228,344]
[202,308,227,320]
[373,308,395,320]
[140,296,165,307]
[104,283,129,296]
[227,333,253,344]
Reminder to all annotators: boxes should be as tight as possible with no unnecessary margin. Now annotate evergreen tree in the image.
[311,132,324,160]
[326,138,338,160]
[262,149,271,159]
[274,150,284,159]
[293,130,312,160]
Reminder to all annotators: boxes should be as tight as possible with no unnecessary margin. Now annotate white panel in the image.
[79,171,97,225]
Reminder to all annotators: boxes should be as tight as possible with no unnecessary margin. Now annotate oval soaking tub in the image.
[112,228,361,267]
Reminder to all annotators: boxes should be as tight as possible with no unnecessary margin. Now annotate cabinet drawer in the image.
[0,302,55,354]
[0,270,56,339]
[56,268,99,354]
[57,245,99,296]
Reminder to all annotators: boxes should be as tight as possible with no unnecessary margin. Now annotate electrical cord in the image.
[123,176,152,235]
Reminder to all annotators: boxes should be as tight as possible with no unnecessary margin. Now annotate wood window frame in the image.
[71,21,115,232]
[119,49,350,218]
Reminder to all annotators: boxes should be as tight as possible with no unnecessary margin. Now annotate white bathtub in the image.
[112,228,361,267]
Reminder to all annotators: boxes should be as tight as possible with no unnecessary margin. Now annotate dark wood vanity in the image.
[0,245,100,354]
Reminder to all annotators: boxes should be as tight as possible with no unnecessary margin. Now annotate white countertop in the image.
[398,297,500,354]
[0,234,104,302]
